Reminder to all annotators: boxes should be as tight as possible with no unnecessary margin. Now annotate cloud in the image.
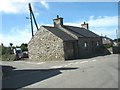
[1,15,118,46]
[1,22,50,46]
[0,0,48,20]
[0,0,30,14]
[1,26,32,46]
[1,23,43,46]
[88,16,118,28]
[64,16,118,39]
[88,16,118,39]
[40,0,49,9]
[65,16,118,28]
[0,0,41,14]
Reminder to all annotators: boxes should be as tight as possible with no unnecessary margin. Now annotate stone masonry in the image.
[28,26,65,61]
[28,16,104,61]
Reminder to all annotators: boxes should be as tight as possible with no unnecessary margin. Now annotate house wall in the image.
[63,40,79,60]
[28,26,65,61]
[63,41,74,60]
[62,37,102,60]
[78,37,102,58]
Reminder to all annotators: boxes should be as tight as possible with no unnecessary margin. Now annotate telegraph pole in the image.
[116,29,118,46]
[28,3,39,37]
[29,3,34,37]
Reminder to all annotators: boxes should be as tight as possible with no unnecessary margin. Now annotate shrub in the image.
[104,44,112,48]
[1,54,16,61]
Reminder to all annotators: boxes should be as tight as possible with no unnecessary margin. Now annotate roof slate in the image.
[42,25,100,41]
[43,26,76,41]
[64,25,100,37]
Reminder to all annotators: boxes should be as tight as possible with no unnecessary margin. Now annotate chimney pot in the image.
[57,15,59,18]
[53,15,63,27]
[81,22,89,30]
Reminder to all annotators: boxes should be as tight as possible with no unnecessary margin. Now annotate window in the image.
[97,41,99,46]
[84,42,87,48]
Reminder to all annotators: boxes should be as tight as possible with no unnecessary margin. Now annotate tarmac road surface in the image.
[1,54,119,88]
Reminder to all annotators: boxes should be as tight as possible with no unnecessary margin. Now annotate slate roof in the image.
[43,25,100,41]
[102,36,113,44]
[64,25,100,37]
[43,26,76,41]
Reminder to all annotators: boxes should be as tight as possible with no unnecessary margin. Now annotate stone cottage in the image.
[28,16,103,61]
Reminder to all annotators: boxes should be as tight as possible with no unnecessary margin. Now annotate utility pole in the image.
[116,29,118,46]
[28,3,39,37]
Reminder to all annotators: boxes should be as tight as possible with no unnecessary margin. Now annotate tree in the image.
[114,38,120,42]
[16,46,20,48]
[9,43,14,54]
[2,46,11,55]
[1,43,3,47]
[20,43,28,51]
[10,43,13,47]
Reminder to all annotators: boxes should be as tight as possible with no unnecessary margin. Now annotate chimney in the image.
[53,15,63,27]
[81,22,89,30]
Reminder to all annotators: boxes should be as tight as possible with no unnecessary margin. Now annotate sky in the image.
[0,0,119,46]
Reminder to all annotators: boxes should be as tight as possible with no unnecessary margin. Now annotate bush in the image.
[0,43,28,61]
[1,54,11,61]
[1,54,16,61]
[20,43,28,51]
[0,45,15,61]
[104,44,112,48]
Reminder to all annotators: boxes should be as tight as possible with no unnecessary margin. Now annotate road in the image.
[1,54,118,89]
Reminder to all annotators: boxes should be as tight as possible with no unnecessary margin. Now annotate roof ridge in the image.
[64,25,83,28]
[64,25,100,37]
[43,25,54,28]
[63,26,87,37]
[42,25,76,41]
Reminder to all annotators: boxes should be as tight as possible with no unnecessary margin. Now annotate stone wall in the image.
[112,46,120,54]
[63,40,79,60]
[78,37,102,58]
[28,26,65,61]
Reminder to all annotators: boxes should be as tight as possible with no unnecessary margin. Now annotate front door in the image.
[64,41,75,60]
[92,41,95,54]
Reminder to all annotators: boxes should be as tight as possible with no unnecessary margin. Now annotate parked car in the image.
[13,48,23,60]
[22,51,29,58]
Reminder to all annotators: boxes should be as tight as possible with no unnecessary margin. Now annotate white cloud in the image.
[64,16,118,39]
[22,0,119,2]
[1,15,118,46]
[0,0,41,14]
[1,22,50,46]
[1,26,32,46]
[34,12,40,17]
[88,16,118,28]
[88,16,118,39]
[1,23,43,46]
[64,22,83,27]
[40,0,49,9]
[91,27,117,38]
[0,0,31,14]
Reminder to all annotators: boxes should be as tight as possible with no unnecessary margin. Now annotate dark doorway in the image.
[63,41,75,60]
[92,41,95,54]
